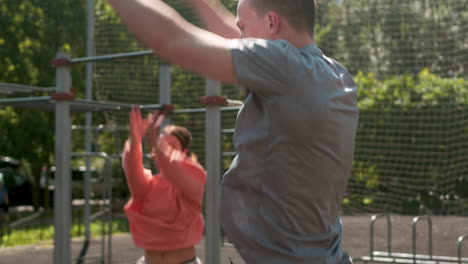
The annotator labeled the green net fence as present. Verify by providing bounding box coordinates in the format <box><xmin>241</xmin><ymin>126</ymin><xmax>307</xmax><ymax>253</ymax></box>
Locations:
<box><xmin>87</xmin><ymin>0</ymin><xmax>468</xmax><ymax>215</ymax></box>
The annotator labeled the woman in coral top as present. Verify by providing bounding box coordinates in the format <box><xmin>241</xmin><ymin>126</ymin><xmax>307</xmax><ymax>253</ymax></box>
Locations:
<box><xmin>122</xmin><ymin>107</ymin><xmax>206</xmax><ymax>264</ymax></box>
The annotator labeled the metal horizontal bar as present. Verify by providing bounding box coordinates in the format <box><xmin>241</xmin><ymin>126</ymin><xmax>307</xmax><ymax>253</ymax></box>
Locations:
<box><xmin>8</xmin><ymin>210</ymin><xmax>45</xmax><ymax>229</ymax></box>
<box><xmin>222</xmin><ymin>106</ymin><xmax>242</xmax><ymax>111</ymax></box>
<box><xmin>140</xmin><ymin>104</ymin><xmax>166</xmax><ymax>110</ymax></box>
<box><xmin>222</xmin><ymin>151</ymin><xmax>237</xmax><ymax>157</ymax></box>
<box><xmin>222</xmin><ymin>128</ymin><xmax>235</xmax><ymax>134</ymax></box>
<box><xmin>173</xmin><ymin>108</ymin><xmax>206</xmax><ymax>114</ymax></box>
<box><xmin>68</xmin><ymin>99</ymin><xmax>163</xmax><ymax>112</ymax></box>
<box><xmin>70</xmin><ymin>99</ymin><xmax>133</xmax><ymax>112</ymax></box>
<box><xmin>69</xmin><ymin>50</ymin><xmax>154</xmax><ymax>64</ymax></box>
<box><xmin>0</xmin><ymin>96</ymin><xmax>237</xmax><ymax>115</ymax></box>
<box><xmin>359</xmin><ymin>256</ymin><xmax>414</xmax><ymax>264</ymax></box>
<box><xmin>0</xmin><ymin>82</ymin><xmax>55</xmax><ymax>94</ymax></box>
<box><xmin>90</xmin><ymin>208</ymin><xmax>110</xmax><ymax>220</ymax></box>
<box><xmin>71</xmin><ymin>124</ymin><xmax>129</xmax><ymax>132</ymax></box>
<box><xmin>372</xmin><ymin>252</ymin><xmax>468</xmax><ymax>262</ymax></box>
<box><xmin>358</xmin><ymin>255</ymin><xmax>461</xmax><ymax>264</ymax></box>
<box><xmin>0</xmin><ymin>96</ymin><xmax>56</xmax><ymax>111</ymax></box>
<box><xmin>71</xmin><ymin>152</ymin><xmax>110</xmax><ymax>160</ymax></box>
<box><xmin>0</xmin><ymin>96</ymin><xmax>51</xmax><ymax>104</ymax></box>
<box><xmin>0</xmin><ymin>96</ymin><xmax>163</xmax><ymax>113</ymax></box>
<box><xmin>105</xmin><ymin>153</ymin><xmax>152</xmax><ymax>160</ymax></box>
<box><xmin>173</xmin><ymin>106</ymin><xmax>241</xmax><ymax>114</ymax></box>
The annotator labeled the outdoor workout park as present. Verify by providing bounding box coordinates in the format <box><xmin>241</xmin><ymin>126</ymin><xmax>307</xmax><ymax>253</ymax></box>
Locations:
<box><xmin>0</xmin><ymin>0</ymin><xmax>467</xmax><ymax>263</ymax></box>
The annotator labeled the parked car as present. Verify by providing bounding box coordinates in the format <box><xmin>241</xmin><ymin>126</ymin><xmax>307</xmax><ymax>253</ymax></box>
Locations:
<box><xmin>43</xmin><ymin>166</ymin><xmax>106</xmax><ymax>199</ymax></box>
<box><xmin>0</xmin><ymin>156</ymin><xmax>33</xmax><ymax>206</ymax></box>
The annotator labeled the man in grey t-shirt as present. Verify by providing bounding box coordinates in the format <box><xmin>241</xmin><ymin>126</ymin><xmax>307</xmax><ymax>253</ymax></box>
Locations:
<box><xmin>109</xmin><ymin>0</ymin><xmax>358</xmax><ymax>263</ymax></box>
<box><xmin>221</xmin><ymin>38</ymin><xmax>358</xmax><ymax>264</ymax></box>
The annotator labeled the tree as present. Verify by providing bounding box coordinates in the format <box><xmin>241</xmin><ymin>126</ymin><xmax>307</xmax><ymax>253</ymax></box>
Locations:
<box><xmin>0</xmin><ymin>0</ymin><xmax>87</xmax><ymax>209</ymax></box>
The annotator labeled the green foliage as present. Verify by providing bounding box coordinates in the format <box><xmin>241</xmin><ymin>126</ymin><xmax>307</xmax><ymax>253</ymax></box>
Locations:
<box><xmin>0</xmin><ymin>218</ymin><xmax>129</xmax><ymax>247</ymax></box>
<box><xmin>345</xmin><ymin>70</ymin><xmax>468</xmax><ymax>215</ymax></box>
<box><xmin>353</xmin><ymin>161</ymin><xmax>380</xmax><ymax>189</ymax></box>
<box><xmin>356</xmin><ymin>69</ymin><xmax>468</xmax><ymax>109</ymax></box>
<box><xmin>0</xmin><ymin>0</ymin><xmax>87</xmax><ymax>85</ymax></box>
<box><xmin>316</xmin><ymin>0</ymin><xmax>467</xmax><ymax>77</ymax></box>
<box><xmin>220</xmin><ymin>0</ymin><xmax>238</xmax><ymax>14</ymax></box>
<box><xmin>0</xmin><ymin>0</ymin><xmax>88</xmax><ymax>208</ymax></box>
<box><xmin>0</xmin><ymin>107</ymin><xmax>54</xmax><ymax>161</ymax></box>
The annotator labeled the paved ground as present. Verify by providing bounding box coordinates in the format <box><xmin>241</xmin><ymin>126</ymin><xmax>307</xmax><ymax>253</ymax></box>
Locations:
<box><xmin>0</xmin><ymin>215</ymin><xmax>466</xmax><ymax>263</ymax></box>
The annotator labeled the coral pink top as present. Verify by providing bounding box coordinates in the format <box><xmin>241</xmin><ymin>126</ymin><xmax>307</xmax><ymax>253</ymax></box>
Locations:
<box><xmin>122</xmin><ymin>142</ymin><xmax>206</xmax><ymax>251</ymax></box>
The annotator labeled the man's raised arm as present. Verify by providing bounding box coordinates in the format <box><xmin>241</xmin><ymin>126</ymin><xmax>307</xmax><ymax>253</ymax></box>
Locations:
<box><xmin>108</xmin><ymin>0</ymin><xmax>237</xmax><ymax>84</ymax></box>
<box><xmin>183</xmin><ymin>0</ymin><xmax>240</xmax><ymax>39</ymax></box>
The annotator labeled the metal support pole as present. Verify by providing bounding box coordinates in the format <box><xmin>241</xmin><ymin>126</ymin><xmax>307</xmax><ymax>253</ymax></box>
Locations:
<box><xmin>159</xmin><ymin>64</ymin><xmax>171</xmax><ymax>126</ymax></box>
<box><xmin>459</xmin><ymin>235</ymin><xmax>467</xmax><ymax>264</ymax></box>
<box><xmin>370</xmin><ymin>214</ymin><xmax>392</xmax><ymax>260</ymax></box>
<box><xmin>204</xmin><ymin>79</ymin><xmax>222</xmax><ymax>264</ymax></box>
<box><xmin>71</xmin><ymin>152</ymin><xmax>113</xmax><ymax>264</ymax></box>
<box><xmin>84</xmin><ymin>0</ymin><xmax>95</xmax><ymax>255</ymax></box>
<box><xmin>412</xmin><ymin>215</ymin><xmax>433</xmax><ymax>263</ymax></box>
<box><xmin>76</xmin><ymin>2</ymin><xmax>94</xmax><ymax>263</ymax></box>
<box><xmin>54</xmin><ymin>51</ymin><xmax>72</xmax><ymax>264</ymax></box>
<box><xmin>105</xmin><ymin>157</ymin><xmax>113</xmax><ymax>264</ymax></box>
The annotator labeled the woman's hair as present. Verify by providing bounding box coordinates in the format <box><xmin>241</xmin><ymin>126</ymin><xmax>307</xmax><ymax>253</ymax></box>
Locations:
<box><xmin>161</xmin><ymin>125</ymin><xmax>198</xmax><ymax>162</ymax></box>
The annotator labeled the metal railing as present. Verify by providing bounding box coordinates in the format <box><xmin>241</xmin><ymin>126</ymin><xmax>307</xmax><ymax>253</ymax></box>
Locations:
<box><xmin>354</xmin><ymin>214</ymin><xmax>468</xmax><ymax>264</ymax></box>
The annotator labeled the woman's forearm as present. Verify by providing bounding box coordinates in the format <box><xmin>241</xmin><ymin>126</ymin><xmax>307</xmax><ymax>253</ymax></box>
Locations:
<box><xmin>122</xmin><ymin>139</ymin><xmax>150</xmax><ymax>201</ymax></box>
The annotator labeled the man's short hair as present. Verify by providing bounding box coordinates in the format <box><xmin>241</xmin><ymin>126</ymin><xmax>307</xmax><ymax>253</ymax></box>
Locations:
<box><xmin>250</xmin><ymin>0</ymin><xmax>316</xmax><ymax>36</ymax></box>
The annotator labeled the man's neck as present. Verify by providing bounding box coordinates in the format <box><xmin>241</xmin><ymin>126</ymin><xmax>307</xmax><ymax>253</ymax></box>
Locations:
<box><xmin>290</xmin><ymin>37</ymin><xmax>314</xmax><ymax>49</ymax></box>
<box><xmin>274</xmin><ymin>26</ymin><xmax>314</xmax><ymax>49</ymax></box>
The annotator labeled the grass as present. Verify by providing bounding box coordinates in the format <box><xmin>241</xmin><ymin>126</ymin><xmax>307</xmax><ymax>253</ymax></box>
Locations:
<box><xmin>0</xmin><ymin>218</ymin><xmax>130</xmax><ymax>247</ymax></box>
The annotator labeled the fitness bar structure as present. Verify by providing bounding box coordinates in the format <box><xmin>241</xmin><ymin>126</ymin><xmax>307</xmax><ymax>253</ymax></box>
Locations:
<box><xmin>0</xmin><ymin>47</ymin><xmax>238</xmax><ymax>263</ymax></box>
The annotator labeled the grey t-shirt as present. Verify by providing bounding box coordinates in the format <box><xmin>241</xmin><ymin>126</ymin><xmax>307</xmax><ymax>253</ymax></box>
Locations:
<box><xmin>220</xmin><ymin>38</ymin><xmax>359</xmax><ymax>264</ymax></box>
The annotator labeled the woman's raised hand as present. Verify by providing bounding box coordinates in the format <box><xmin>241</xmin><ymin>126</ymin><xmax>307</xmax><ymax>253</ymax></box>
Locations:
<box><xmin>147</xmin><ymin>110</ymin><xmax>165</xmax><ymax>157</ymax></box>
<box><xmin>129</xmin><ymin>106</ymin><xmax>154</xmax><ymax>144</ymax></box>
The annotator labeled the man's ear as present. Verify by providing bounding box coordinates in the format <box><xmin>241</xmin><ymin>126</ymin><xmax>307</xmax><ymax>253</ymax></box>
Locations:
<box><xmin>265</xmin><ymin>11</ymin><xmax>280</xmax><ymax>35</ymax></box>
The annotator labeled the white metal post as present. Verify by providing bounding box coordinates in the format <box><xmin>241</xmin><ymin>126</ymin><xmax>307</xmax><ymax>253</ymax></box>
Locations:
<box><xmin>204</xmin><ymin>79</ymin><xmax>222</xmax><ymax>264</ymax></box>
<box><xmin>105</xmin><ymin>155</ymin><xmax>113</xmax><ymax>264</ymax></box>
<box><xmin>159</xmin><ymin>64</ymin><xmax>171</xmax><ymax>126</ymax></box>
<box><xmin>84</xmin><ymin>0</ymin><xmax>95</xmax><ymax>248</ymax></box>
<box><xmin>54</xmin><ymin>51</ymin><xmax>72</xmax><ymax>264</ymax></box>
